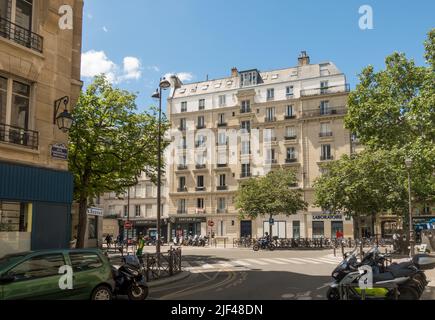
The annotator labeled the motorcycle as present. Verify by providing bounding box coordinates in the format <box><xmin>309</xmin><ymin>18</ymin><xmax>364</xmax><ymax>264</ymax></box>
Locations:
<box><xmin>111</xmin><ymin>255</ymin><xmax>149</xmax><ymax>300</ymax></box>
<box><xmin>253</xmin><ymin>237</ymin><xmax>276</xmax><ymax>252</ymax></box>
<box><xmin>326</xmin><ymin>246</ymin><xmax>435</xmax><ymax>300</ymax></box>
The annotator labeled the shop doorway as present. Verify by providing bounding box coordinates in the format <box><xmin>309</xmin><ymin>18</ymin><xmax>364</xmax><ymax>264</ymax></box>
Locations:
<box><xmin>240</xmin><ymin>221</ymin><xmax>252</xmax><ymax>238</ymax></box>
<box><xmin>331</xmin><ymin>221</ymin><xmax>344</xmax><ymax>239</ymax></box>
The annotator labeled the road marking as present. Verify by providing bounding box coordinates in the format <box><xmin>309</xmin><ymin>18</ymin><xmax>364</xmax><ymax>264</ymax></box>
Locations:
<box><xmin>314</xmin><ymin>258</ymin><xmax>340</xmax><ymax>265</ymax></box>
<box><xmin>244</xmin><ymin>259</ymin><xmax>269</xmax><ymax>265</ymax></box>
<box><xmin>202</xmin><ymin>264</ymin><xmax>215</xmax><ymax>269</ymax></box>
<box><xmin>260</xmin><ymin>258</ymin><xmax>287</xmax><ymax>265</ymax></box>
<box><xmin>233</xmin><ymin>260</ymin><xmax>252</xmax><ymax>266</ymax></box>
<box><xmin>217</xmin><ymin>261</ymin><xmax>234</xmax><ymax>268</ymax></box>
<box><xmin>274</xmin><ymin>258</ymin><xmax>304</xmax><ymax>265</ymax></box>
<box><xmin>291</xmin><ymin>258</ymin><xmax>321</xmax><ymax>264</ymax></box>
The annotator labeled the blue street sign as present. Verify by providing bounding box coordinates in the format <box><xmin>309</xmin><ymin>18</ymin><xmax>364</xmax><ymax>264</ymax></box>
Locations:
<box><xmin>269</xmin><ymin>218</ymin><xmax>275</xmax><ymax>225</ymax></box>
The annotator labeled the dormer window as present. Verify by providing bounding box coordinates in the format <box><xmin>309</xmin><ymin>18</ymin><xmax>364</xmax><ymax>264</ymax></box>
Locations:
<box><xmin>240</xmin><ymin>70</ymin><xmax>260</xmax><ymax>87</ymax></box>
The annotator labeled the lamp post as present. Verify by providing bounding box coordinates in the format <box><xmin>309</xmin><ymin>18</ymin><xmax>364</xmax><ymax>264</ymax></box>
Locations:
<box><xmin>152</xmin><ymin>78</ymin><xmax>171</xmax><ymax>255</ymax></box>
<box><xmin>405</xmin><ymin>158</ymin><xmax>414</xmax><ymax>257</ymax></box>
<box><xmin>54</xmin><ymin>96</ymin><xmax>74</xmax><ymax>132</ymax></box>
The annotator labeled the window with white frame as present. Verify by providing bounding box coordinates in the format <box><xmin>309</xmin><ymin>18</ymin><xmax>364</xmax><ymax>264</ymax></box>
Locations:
<box><xmin>219</xmin><ymin>174</ymin><xmax>226</xmax><ymax>186</ymax></box>
<box><xmin>218</xmin><ymin>198</ymin><xmax>226</xmax><ymax>212</ymax></box>
<box><xmin>320</xmin><ymin>123</ymin><xmax>331</xmax><ymax>136</ymax></box>
<box><xmin>135</xmin><ymin>205</ymin><xmax>141</xmax><ymax>217</ymax></box>
<box><xmin>218</xmin><ymin>95</ymin><xmax>226</xmax><ymax>107</ymax></box>
<box><xmin>179</xmin><ymin>118</ymin><xmax>186</xmax><ymax>130</ymax></box>
<box><xmin>320</xmin><ymin>101</ymin><xmax>329</xmax><ymax>115</ymax></box>
<box><xmin>145</xmin><ymin>204</ymin><xmax>153</xmax><ymax>217</ymax></box>
<box><xmin>178</xmin><ymin>199</ymin><xmax>186</xmax><ymax>213</ymax></box>
<box><xmin>287</xmin><ymin>147</ymin><xmax>296</xmax><ymax>160</ymax></box>
<box><xmin>0</xmin><ymin>76</ymin><xmax>30</xmax><ymax>129</ymax></box>
<box><xmin>321</xmin><ymin>144</ymin><xmax>332</xmax><ymax>160</ymax></box>
<box><xmin>286</xmin><ymin>86</ymin><xmax>294</xmax><ymax>97</ymax></box>
<box><xmin>240</xmin><ymin>121</ymin><xmax>250</xmax><ymax>133</ymax></box>
<box><xmin>198</xmin><ymin>99</ymin><xmax>205</xmax><ymax>110</ymax></box>
<box><xmin>267</xmin><ymin>88</ymin><xmax>275</xmax><ymax>100</ymax></box>
<box><xmin>197</xmin><ymin>176</ymin><xmax>204</xmax><ymax>188</ymax></box>
<box><xmin>197</xmin><ymin>116</ymin><xmax>205</xmax><ymax>128</ymax></box>
<box><xmin>286</xmin><ymin>105</ymin><xmax>294</xmax><ymax>117</ymax></box>
<box><xmin>286</xmin><ymin>126</ymin><xmax>296</xmax><ymax>138</ymax></box>
<box><xmin>240</xmin><ymin>71</ymin><xmax>258</xmax><ymax>87</ymax></box>
<box><xmin>181</xmin><ymin>101</ymin><xmax>187</xmax><ymax>112</ymax></box>
<box><xmin>241</xmin><ymin>140</ymin><xmax>250</xmax><ymax>155</ymax></box>
<box><xmin>241</xmin><ymin>100</ymin><xmax>250</xmax><ymax>113</ymax></box>
<box><xmin>266</xmin><ymin>107</ymin><xmax>275</xmax><ymax>121</ymax></box>
<box><xmin>218</xmin><ymin>132</ymin><xmax>226</xmax><ymax>145</ymax></box>
<box><xmin>241</xmin><ymin>164</ymin><xmax>251</xmax><ymax>177</ymax></box>
<box><xmin>218</xmin><ymin>113</ymin><xmax>225</xmax><ymax>125</ymax></box>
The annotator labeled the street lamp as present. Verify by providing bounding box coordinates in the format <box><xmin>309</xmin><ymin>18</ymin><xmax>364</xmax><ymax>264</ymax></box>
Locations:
<box><xmin>151</xmin><ymin>77</ymin><xmax>171</xmax><ymax>255</ymax></box>
<box><xmin>405</xmin><ymin>158</ymin><xmax>414</xmax><ymax>257</ymax></box>
<box><xmin>54</xmin><ymin>96</ymin><xmax>73</xmax><ymax>133</ymax></box>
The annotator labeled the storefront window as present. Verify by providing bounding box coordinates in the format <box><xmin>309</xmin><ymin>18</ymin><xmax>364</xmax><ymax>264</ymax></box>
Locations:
<box><xmin>0</xmin><ymin>201</ymin><xmax>30</xmax><ymax>232</ymax></box>
<box><xmin>292</xmin><ymin>221</ymin><xmax>300</xmax><ymax>239</ymax></box>
<box><xmin>331</xmin><ymin>221</ymin><xmax>344</xmax><ymax>239</ymax></box>
<box><xmin>312</xmin><ymin>221</ymin><xmax>324</xmax><ymax>239</ymax></box>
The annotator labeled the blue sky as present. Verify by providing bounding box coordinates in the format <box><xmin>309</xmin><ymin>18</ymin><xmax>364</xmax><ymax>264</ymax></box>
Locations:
<box><xmin>82</xmin><ymin>0</ymin><xmax>434</xmax><ymax>112</ymax></box>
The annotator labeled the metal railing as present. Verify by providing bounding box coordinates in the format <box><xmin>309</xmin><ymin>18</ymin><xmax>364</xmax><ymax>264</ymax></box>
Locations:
<box><xmin>300</xmin><ymin>84</ymin><xmax>350</xmax><ymax>97</ymax></box>
<box><xmin>319</xmin><ymin>132</ymin><xmax>334</xmax><ymax>138</ymax></box>
<box><xmin>0</xmin><ymin>123</ymin><xmax>39</xmax><ymax>150</ymax></box>
<box><xmin>0</xmin><ymin>17</ymin><xmax>43</xmax><ymax>53</ymax></box>
<box><xmin>143</xmin><ymin>248</ymin><xmax>182</xmax><ymax>282</ymax></box>
<box><xmin>302</xmin><ymin>106</ymin><xmax>347</xmax><ymax>118</ymax></box>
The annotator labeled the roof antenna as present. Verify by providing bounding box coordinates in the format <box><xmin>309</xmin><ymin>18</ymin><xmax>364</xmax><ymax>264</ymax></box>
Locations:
<box><xmin>206</xmin><ymin>74</ymin><xmax>209</xmax><ymax>81</ymax></box>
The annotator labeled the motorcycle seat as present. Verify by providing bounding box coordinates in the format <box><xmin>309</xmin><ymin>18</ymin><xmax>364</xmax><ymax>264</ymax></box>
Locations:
<box><xmin>373</xmin><ymin>272</ymin><xmax>395</xmax><ymax>283</ymax></box>
<box><xmin>388</xmin><ymin>262</ymin><xmax>414</xmax><ymax>270</ymax></box>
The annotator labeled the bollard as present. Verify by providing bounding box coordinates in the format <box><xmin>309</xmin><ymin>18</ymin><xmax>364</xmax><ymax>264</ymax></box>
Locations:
<box><xmin>341</xmin><ymin>242</ymin><xmax>345</xmax><ymax>258</ymax></box>
<box><xmin>334</xmin><ymin>246</ymin><xmax>336</xmax><ymax>257</ymax></box>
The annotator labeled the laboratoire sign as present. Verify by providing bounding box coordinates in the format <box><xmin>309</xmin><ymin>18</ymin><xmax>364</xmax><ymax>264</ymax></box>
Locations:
<box><xmin>312</xmin><ymin>213</ymin><xmax>343</xmax><ymax>220</ymax></box>
<box><xmin>51</xmin><ymin>143</ymin><xmax>68</xmax><ymax>160</ymax></box>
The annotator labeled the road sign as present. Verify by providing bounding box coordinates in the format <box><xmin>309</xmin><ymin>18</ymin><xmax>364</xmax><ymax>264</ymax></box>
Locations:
<box><xmin>124</xmin><ymin>221</ymin><xmax>133</xmax><ymax>229</ymax></box>
<box><xmin>208</xmin><ymin>220</ymin><xmax>215</xmax><ymax>227</ymax></box>
<box><xmin>269</xmin><ymin>218</ymin><xmax>275</xmax><ymax>225</ymax></box>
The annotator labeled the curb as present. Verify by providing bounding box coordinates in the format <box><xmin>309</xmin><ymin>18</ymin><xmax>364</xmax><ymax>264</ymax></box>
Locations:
<box><xmin>147</xmin><ymin>271</ymin><xmax>191</xmax><ymax>288</ymax></box>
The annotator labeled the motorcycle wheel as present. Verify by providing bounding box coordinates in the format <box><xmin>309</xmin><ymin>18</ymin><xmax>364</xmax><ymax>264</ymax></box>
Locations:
<box><xmin>253</xmin><ymin>244</ymin><xmax>260</xmax><ymax>252</ymax></box>
<box><xmin>268</xmin><ymin>244</ymin><xmax>276</xmax><ymax>251</ymax></box>
<box><xmin>127</xmin><ymin>285</ymin><xmax>149</xmax><ymax>301</ymax></box>
<box><xmin>326</xmin><ymin>287</ymin><xmax>340</xmax><ymax>301</ymax></box>
<box><xmin>398</xmin><ymin>286</ymin><xmax>420</xmax><ymax>300</ymax></box>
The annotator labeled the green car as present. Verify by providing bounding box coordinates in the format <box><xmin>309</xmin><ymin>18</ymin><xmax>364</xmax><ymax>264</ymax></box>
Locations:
<box><xmin>0</xmin><ymin>249</ymin><xmax>115</xmax><ymax>300</ymax></box>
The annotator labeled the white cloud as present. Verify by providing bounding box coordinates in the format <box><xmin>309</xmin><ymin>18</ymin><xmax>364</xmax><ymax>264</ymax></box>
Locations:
<box><xmin>81</xmin><ymin>50</ymin><xmax>142</xmax><ymax>83</ymax></box>
<box><xmin>120</xmin><ymin>57</ymin><xmax>142</xmax><ymax>81</ymax></box>
<box><xmin>164</xmin><ymin>72</ymin><xmax>194</xmax><ymax>83</ymax></box>
<box><xmin>147</xmin><ymin>65</ymin><xmax>160</xmax><ymax>72</ymax></box>
<box><xmin>102</xmin><ymin>26</ymin><xmax>108</xmax><ymax>33</ymax></box>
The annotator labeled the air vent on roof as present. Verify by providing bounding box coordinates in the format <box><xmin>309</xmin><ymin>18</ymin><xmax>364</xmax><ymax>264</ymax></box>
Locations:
<box><xmin>271</xmin><ymin>74</ymin><xmax>279</xmax><ymax>80</ymax></box>
<box><xmin>202</xmin><ymin>85</ymin><xmax>209</xmax><ymax>90</ymax></box>
<box><xmin>191</xmin><ymin>87</ymin><xmax>197</xmax><ymax>92</ymax></box>
<box><xmin>215</xmin><ymin>83</ymin><xmax>222</xmax><ymax>88</ymax></box>
<box><xmin>179</xmin><ymin>89</ymin><xmax>186</xmax><ymax>94</ymax></box>
<box><xmin>227</xmin><ymin>80</ymin><xmax>233</xmax><ymax>86</ymax></box>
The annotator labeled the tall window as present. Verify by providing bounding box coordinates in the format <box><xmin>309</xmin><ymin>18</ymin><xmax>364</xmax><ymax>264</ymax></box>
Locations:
<box><xmin>178</xmin><ymin>199</ymin><xmax>186</xmax><ymax>214</ymax></box>
<box><xmin>218</xmin><ymin>132</ymin><xmax>226</xmax><ymax>145</ymax></box>
<box><xmin>135</xmin><ymin>205</ymin><xmax>141</xmax><ymax>217</ymax></box>
<box><xmin>145</xmin><ymin>204</ymin><xmax>153</xmax><ymax>217</ymax></box>
<box><xmin>0</xmin><ymin>76</ymin><xmax>30</xmax><ymax>129</ymax></box>
<box><xmin>146</xmin><ymin>184</ymin><xmax>153</xmax><ymax>198</ymax></box>
<box><xmin>240</xmin><ymin>71</ymin><xmax>258</xmax><ymax>87</ymax></box>
<box><xmin>241</xmin><ymin>100</ymin><xmax>250</xmax><ymax>113</ymax></box>
<box><xmin>218</xmin><ymin>95</ymin><xmax>226</xmax><ymax>107</ymax></box>
<box><xmin>241</xmin><ymin>164</ymin><xmax>251</xmax><ymax>177</ymax></box>
<box><xmin>218</xmin><ymin>113</ymin><xmax>225</xmax><ymax>125</ymax></box>
<box><xmin>179</xmin><ymin>118</ymin><xmax>186</xmax><ymax>130</ymax></box>
<box><xmin>286</xmin><ymin>105</ymin><xmax>294</xmax><ymax>118</ymax></box>
<box><xmin>181</xmin><ymin>101</ymin><xmax>187</xmax><ymax>112</ymax></box>
<box><xmin>197</xmin><ymin>116</ymin><xmax>205</xmax><ymax>129</ymax></box>
<box><xmin>218</xmin><ymin>198</ymin><xmax>226</xmax><ymax>212</ymax></box>
<box><xmin>286</xmin><ymin>86</ymin><xmax>294</xmax><ymax>97</ymax></box>
<box><xmin>264</xmin><ymin>128</ymin><xmax>275</xmax><ymax>142</ymax></box>
<box><xmin>320</xmin><ymin>123</ymin><xmax>331</xmax><ymax>136</ymax></box>
<box><xmin>320</xmin><ymin>81</ymin><xmax>329</xmax><ymax>94</ymax></box>
<box><xmin>0</xmin><ymin>0</ymin><xmax>33</xmax><ymax>30</ymax></box>
<box><xmin>241</xmin><ymin>140</ymin><xmax>250</xmax><ymax>155</ymax></box>
<box><xmin>240</xmin><ymin>121</ymin><xmax>250</xmax><ymax>133</ymax></box>
<box><xmin>219</xmin><ymin>174</ymin><xmax>226</xmax><ymax>186</ymax></box>
<box><xmin>197</xmin><ymin>175</ymin><xmax>204</xmax><ymax>188</ymax></box>
<box><xmin>179</xmin><ymin>176</ymin><xmax>186</xmax><ymax>190</ymax></box>
<box><xmin>123</xmin><ymin>205</ymin><xmax>128</xmax><ymax>218</ymax></box>
<box><xmin>287</xmin><ymin>147</ymin><xmax>296</xmax><ymax>160</ymax></box>
<box><xmin>197</xmin><ymin>198</ymin><xmax>204</xmax><ymax>209</ymax></box>
<box><xmin>286</xmin><ymin>126</ymin><xmax>296</xmax><ymax>138</ymax></box>
<box><xmin>321</xmin><ymin>144</ymin><xmax>332</xmax><ymax>160</ymax></box>
<box><xmin>267</xmin><ymin>88</ymin><xmax>275</xmax><ymax>100</ymax></box>
<box><xmin>320</xmin><ymin>101</ymin><xmax>329</xmax><ymax>115</ymax></box>
<box><xmin>266</xmin><ymin>149</ymin><xmax>276</xmax><ymax>163</ymax></box>
<box><xmin>198</xmin><ymin>99</ymin><xmax>205</xmax><ymax>110</ymax></box>
<box><xmin>266</xmin><ymin>107</ymin><xmax>275</xmax><ymax>121</ymax></box>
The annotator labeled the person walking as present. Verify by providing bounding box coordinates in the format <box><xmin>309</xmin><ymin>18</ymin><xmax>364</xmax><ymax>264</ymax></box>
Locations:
<box><xmin>136</xmin><ymin>233</ymin><xmax>145</xmax><ymax>257</ymax></box>
<box><xmin>105</xmin><ymin>234</ymin><xmax>113</xmax><ymax>248</ymax></box>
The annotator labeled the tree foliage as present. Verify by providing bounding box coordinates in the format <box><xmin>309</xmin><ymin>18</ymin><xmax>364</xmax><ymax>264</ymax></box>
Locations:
<box><xmin>69</xmin><ymin>75</ymin><xmax>169</xmax><ymax>248</ymax></box>
<box><xmin>235</xmin><ymin>169</ymin><xmax>307</xmax><ymax>236</ymax></box>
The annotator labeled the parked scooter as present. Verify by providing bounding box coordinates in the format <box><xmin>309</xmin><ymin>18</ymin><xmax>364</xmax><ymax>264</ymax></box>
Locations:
<box><xmin>326</xmin><ymin>246</ymin><xmax>435</xmax><ymax>300</ymax></box>
<box><xmin>111</xmin><ymin>255</ymin><xmax>149</xmax><ymax>300</ymax></box>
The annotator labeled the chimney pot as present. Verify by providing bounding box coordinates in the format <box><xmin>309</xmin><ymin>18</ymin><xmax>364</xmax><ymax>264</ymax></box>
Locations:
<box><xmin>231</xmin><ymin>67</ymin><xmax>238</xmax><ymax>77</ymax></box>
<box><xmin>298</xmin><ymin>51</ymin><xmax>310</xmax><ymax>66</ymax></box>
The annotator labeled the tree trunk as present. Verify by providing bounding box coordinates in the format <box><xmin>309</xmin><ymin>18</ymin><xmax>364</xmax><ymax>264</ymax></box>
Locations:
<box><xmin>76</xmin><ymin>195</ymin><xmax>88</xmax><ymax>249</ymax></box>
<box><xmin>269</xmin><ymin>214</ymin><xmax>273</xmax><ymax>239</ymax></box>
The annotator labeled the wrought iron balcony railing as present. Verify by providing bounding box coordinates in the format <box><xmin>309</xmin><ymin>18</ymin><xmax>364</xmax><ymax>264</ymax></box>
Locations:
<box><xmin>285</xmin><ymin>136</ymin><xmax>297</xmax><ymax>141</ymax></box>
<box><xmin>320</xmin><ymin>156</ymin><xmax>334</xmax><ymax>161</ymax></box>
<box><xmin>0</xmin><ymin>17</ymin><xmax>43</xmax><ymax>53</ymax></box>
<box><xmin>319</xmin><ymin>132</ymin><xmax>334</xmax><ymax>138</ymax></box>
<box><xmin>300</xmin><ymin>84</ymin><xmax>350</xmax><ymax>97</ymax></box>
<box><xmin>217</xmin><ymin>185</ymin><xmax>228</xmax><ymax>191</ymax></box>
<box><xmin>285</xmin><ymin>158</ymin><xmax>298</xmax><ymax>164</ymax></box>
<box><xmin>302</xmin><ymin>106</ymin><xmax>347</xmax><ymax>118</ymax></box>
<box><xmin>0</xmin><ymin>123</ymin><xmax>39</xmax><ymax>150</ymax></box>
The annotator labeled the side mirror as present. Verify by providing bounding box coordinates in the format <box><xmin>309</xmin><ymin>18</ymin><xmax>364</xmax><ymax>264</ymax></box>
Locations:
<box><xmin>0</xmin><ymin>274</ymin><xmax>15</xmax><ymax>284</ymax></box>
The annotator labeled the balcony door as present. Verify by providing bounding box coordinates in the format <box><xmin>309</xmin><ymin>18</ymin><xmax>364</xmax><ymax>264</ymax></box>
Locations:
<box><xmin>0</xmin><ymin>0</ymin><xmax>33</xmax><ymax>30</ymax></box>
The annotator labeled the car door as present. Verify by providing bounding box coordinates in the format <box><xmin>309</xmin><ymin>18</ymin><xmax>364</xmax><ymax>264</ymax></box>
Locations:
<box><xmin>2</xmin><ymin>253</ymin><xmax>67</xmax><ymax>300</ymax></box>
<box><xmin>67</xmin><ymin>252</ymin><xmax>107</xmax><ymax>299</ymax></box>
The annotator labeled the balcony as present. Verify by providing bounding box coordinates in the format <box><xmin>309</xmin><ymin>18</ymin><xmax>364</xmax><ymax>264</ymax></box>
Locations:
<box><xmin>177</xmin><ymin>210</ymin><xmax>187</xmax><ymax>214</ymax></box>
<box><xmin>195</xmin><ymin>164</ymin><xmax>207</xmax><ymax>170</ymax></box>
<box><xmin>285</xmin><ymin>136</ymin><xmax>297</xmax><ymax>141</ymax></box>
<box><xmin>0</xmin><ymin>17</ymin><xmax>43</xmax><ymax>53</ymax></box>
<box><xmin>320</xmin><ymin>156</ymin><xmax>334</xmax><ymax>161</ymax></box>
<box><xmin>195</xmin><ymin>186</ymin><xmax>206</xmax><ymax>192</ymax></box>
<box><xmin>302</xmin><ymin>106</ymin><xmax>347</xmax><ymax>119</ymax></box>
<box><xmin>196</xmin><ymin>124</ymin><xmax>206</xmax><ymax>130</ymax></box>
<box><xmin>240</xmin><ymin>108</ymin><xmax>252</xmax><ymax>114</ymax></box>
<box><xmin>266</xmin><ymin>159</ymin><xmax>278</xmax><ymax>165</ymax></box>
<box><xmin>177</xmin><ymin>187</ymin><xmax>188</xmax><ymax>192</ymax></box>
<box><xmin>0</xmin><ymin>123</ymin><xmax>39</xmax><ymax>150</ymax></box>
<box><xmin>240</xmin><ymin>173</ymin><xmax>251</xmax><ymax>179</ymax></box>
<box><xmin>285</xmin><ymin>115</ymin><xmax>297</xmax><ymax>120</ymax></box>
<box><xmin>217</xmin><ymin>163</ymin><xmax>228</xmax><ymax>168</ymax></box>
<box><xmin>300</xmin><ymin>84</ymin><xmax>350</xmax><ymax>97</ymax></box>
<box><xmin>285</xmin><ymin>158</ymin><xmax>298</xmax><ymax>164</ymax></box>
<box><xmin>217</xmin><ymin>185</ymin><xmax>228</xmax><ymax>191</ymax></box>
<box><xmin>195</xmin><ymin>208</ymin><xmax>206</xmax><ymax>214</ymax></box>
<box><xmin>319</xmin><ymin>132</ymin><xmax>334</xmax><ymax>138</ymax></box>
<box><xmin>217</xmin><ymin>122</ymin><xmax>228</xmax><ymax>128</ymax></box>
<box><xmin>177</xmin><ymin>165</ymin><xmax>188</xmax><ymax>171</ymax></box>
<box><xmin>217</xmin><ymin>209</ymin><xmax>228</xmax><ymax>214</ymax></box>
<box><xmin>178</xmin><ymin>126</ymin><xmax>187</xmax><ymax>132</ymax></box>
<box><xmin>265</xmin><ymin>117</ymin><xmax>277</xmax><ymax>123</ymax></box>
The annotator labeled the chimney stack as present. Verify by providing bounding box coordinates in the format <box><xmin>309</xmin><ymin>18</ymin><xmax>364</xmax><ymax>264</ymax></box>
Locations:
<box><xmin>298</xmin><ymin>51</ymin><xmax>310</xmax><ymax>66</ymax></box>
<box><xmin>231</xmin><ymin>67</ymin><xmax>238</xmax><ymax>77</ymax></box>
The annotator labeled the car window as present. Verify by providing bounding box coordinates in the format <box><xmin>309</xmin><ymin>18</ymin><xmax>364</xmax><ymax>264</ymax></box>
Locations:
<box><xmin>69</xmin><ymin>252</ymin><xmax>103</xmax><ymax>272</ymax></box>
<box><xmin>7</xmin><ymin>254</ymin><xmax>65</xmax><ymax>281</ymax></box>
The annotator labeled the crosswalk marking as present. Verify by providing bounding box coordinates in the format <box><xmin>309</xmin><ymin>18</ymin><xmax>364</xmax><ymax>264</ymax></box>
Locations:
<box><xmin>244</xmin><ymin>259</ymin><xmax>269</xmax><ymax>265</ymax></box>
<box><xmin>260</xmin><ymin>258</ymin><xmax>287</xmax><ymax>265</ymax></box>
<box><xmin>291</xmin><ymin>258</ymin><xmax>322</xmax><ymax>264</ymax></box>
<box><xmin>315</xmin><ymin>258</ymin><xmax>340</xmax><ymax>265</ymax></box>
<box><xmin>274</xmin><ymin>258</ymin><xmax>304</xmax><ymax>265</ymax></box>
<box><xmin>217</xmin><ymin>261</ymin><xmax>234</xmax><ymax>268</ymax></box>
<box><xmin>202</xmin><ymin>263</ymin><xmax>215</xmax><ymax>269</ymax></box>
<box><xmin>233</xmin><ymin>260</ymin><xmax>252</xmax><ymax>266</ymax></box>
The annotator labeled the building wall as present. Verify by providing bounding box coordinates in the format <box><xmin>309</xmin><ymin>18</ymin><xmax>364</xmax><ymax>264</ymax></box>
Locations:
<box><xmin>166</xmin><ymin>55</ymin><xmax>354</xmax><ymax>241</ymax></box>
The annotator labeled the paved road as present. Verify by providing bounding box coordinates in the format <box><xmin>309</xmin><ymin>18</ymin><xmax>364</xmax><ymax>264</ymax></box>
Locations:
<box><xmin>110</xmin><ymin>246</ymin><xmax>435</xmax><ymax>300</ymax></box>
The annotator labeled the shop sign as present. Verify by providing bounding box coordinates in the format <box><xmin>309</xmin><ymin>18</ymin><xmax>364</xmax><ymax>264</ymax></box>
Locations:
<box><xmin>51</xmin><ymin>143</ymin><xmax>68</xmax><ymax>160</ymax></box>
<box><xmin>174</xmin><ymin>217</ymin><xmax>207</xmax><ymax>224</ymax></box>
<box><xmin>312</xmin><ymin>213</ymin><xmax>343</xmax><ymax>220</ymax></box>
<box><xmin>87</xmin><ymin>207</ymin><xmax>103</xmax><ymax>217</ymax></box>
<box><xmin>134</xmin><ymin>220</ymin><xmax>157</xmax><ymax>227</ymax></box>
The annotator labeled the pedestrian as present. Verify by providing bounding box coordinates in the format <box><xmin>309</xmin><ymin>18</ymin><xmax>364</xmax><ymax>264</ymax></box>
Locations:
<box><xmin>105</xmin><ymin>234</ymin><xmax>112</xmax><ymax>248</ymax></box>
<box><xmin>136</xmin><ymin>233</ymin><xmax>145</xmax><ymax>257</ymax></box>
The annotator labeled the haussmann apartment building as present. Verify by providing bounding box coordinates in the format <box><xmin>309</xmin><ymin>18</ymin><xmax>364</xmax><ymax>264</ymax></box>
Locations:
<box><xmin>166</xmin><ymin>52</ymin><xmax>355</xmax><ymax>242</ymax></box>
<box><xmin>0</xmin><ymin>0</ymin><xmax>83</xmax><ymax>257</ymax></box>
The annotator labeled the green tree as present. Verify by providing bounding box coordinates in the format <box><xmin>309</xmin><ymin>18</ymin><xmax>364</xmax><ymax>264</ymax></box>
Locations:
<box><xmin>345</xmin><ymin>29</ymin><xmax>435</xmax><ymax>204</ymax></box>
<box><xmin>235</xmin><ymin>169</ymin><xmax>307</xmax><ymax>238</ymax></box>
<box><xmin>69</xmin><ymin>75</ymin><xmax>169</xmax><ymax>248</ymax></box>
<box><xmin>314</xmin><ymin>150</ymin><xmax>409</xmax><ymax>229</ymax></box>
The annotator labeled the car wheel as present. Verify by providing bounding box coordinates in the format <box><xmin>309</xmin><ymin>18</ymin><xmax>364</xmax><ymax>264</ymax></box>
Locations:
<box><xmin>127</xmin><ymin>285</ymin><xmax>149</xmax><ymax>301</ymax></box>
<box><xmin>398</xmin><ymin>286</ymin><xmax>420</xmax><ymax>300</ymax></box>
<box><xmin>91</xmin><ymin>285</ymin><xmax>113</xmax><ymax>301</ymax></box>
<box><xmin>326</xmin><ymin>287</ymin><xmax>340</xmax><ymax>300</ymax></box>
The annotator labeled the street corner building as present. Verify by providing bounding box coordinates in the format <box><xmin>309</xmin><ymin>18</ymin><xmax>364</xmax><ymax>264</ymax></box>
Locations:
<box><xmin>166</xmin><ymin>52</ymin><xmax>356</xmax><ymax>242</ymax></box>
<box><xmin>0</xmin><ymin>0</ymin><xmax>84</xmax><ymax>257</ymax></box>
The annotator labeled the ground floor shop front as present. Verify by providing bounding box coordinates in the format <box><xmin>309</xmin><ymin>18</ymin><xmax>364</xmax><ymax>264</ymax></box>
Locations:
<box><xmin>166</xmin><ymin>212</ymin><xmax>354</xmax><ymax>242</ymax></box>
<box><xmin>0</xmin><ymin>162</ymin><xmax>73</xmax><ymax>258</ymax></box>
